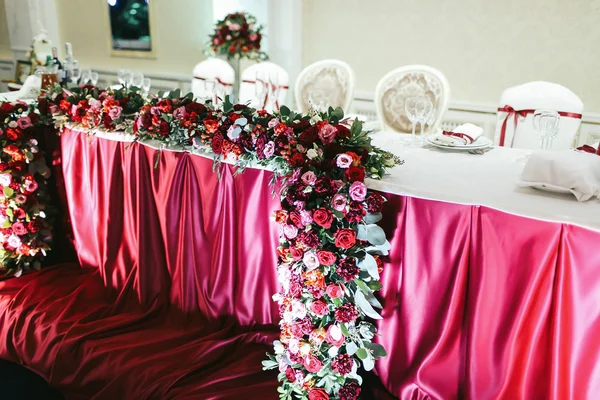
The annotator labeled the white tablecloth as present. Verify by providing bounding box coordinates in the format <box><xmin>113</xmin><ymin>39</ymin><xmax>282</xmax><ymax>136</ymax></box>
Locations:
<box><xmin>367</xmin><ymin>131</ymin><xmax>600</xmax><ymax>231</ymax></box>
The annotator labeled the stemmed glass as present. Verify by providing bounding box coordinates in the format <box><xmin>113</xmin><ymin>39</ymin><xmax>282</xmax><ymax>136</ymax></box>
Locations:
<box><xmin>117</xmin><ymin>69</ymin><xmax>128</xmax><ymax>86</ymax></box>
<box><xmin>90</xmin><ymin>71</ymin><xmax>99</xmax><ymax>86</ymax></box>
<box><xmin>80</xmin><ymin>69</ymin><xmax>92</xmax><ymax>85</ymax></box>
<box><xmin>404</xmin><ymin>96</ymin><xmax>424</xmax><ymax>146</ymax></box>
<box><xmin>308</xmin><ymin>89</ymin><xmax>326</xmax><ymax>112</ymax></box>
<box><xmin>142</xmin><ymin>78</ymin><xmax>152</xmax><ymax>96</ymax></box>
<box><xmin>419</xmin><ymin>99</ymin><xmax>433</xmax><ymax>135</ymax></box>
<box><xmin>255</xmin><ymin>71</ymin><xmax>268</xmax><ymax>109</ymax></box>
<box><xmin>70</xmin><ymin>60</ymin><xmax>82</xmax><ymax>84</ymax></box>
<box><xmin>533</xmin><ymin>110</ymin><xmax>560</xmax><ymax>150</ymax></box>
<box><xmin>131</xmin><ymin>71</ymin><xmax>144</xmax><ymax>88</ymax></box>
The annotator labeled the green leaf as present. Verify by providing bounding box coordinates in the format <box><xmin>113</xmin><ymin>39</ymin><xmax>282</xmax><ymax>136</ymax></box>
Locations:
<box><xmin>279</xmin><ymin>105</ymin><xmax>290</xmax><ymax>117</ymax></box>
<box><xmin>357</xmin><ymin>224</ymin><xmax>387</xmax><ymax>246</ymax></box>
<box><xmin>364</xmin><ymin>212</ymin><xmax>382</xmax><ymax>224</ymax></box>
<box><xmin>223</xmin><ymin>95</ymin><xmax>233</xmax><ymax>113</ymax></box>
<box><xmin>6</xmin><ymin>208</ymin><xmax>13</xmax><ymax>219</ymax></box>
<box><xmin>355</xmin><ymin>289</ymin><xmax>383</xmax><ymax>319</ymax></box>
<box><xmin>350</xmin><ymin>118</ymin><xmax>363</xmax><ymax>137</ymax></box>
<box><xmin>356</xmin><ymin>348</ymin><xmax>368</xmax><ymax>360</ymax></box>
<box><xmin>3</xmin><ymin>187</ymin><xmax>14</xmax><ymax>197</ymax></box>
<box><xmin>340</xmin><ymin>323</ymin><xmax>350</xmax><ymax>337</ymax></box>
<box><xmin>170</xmin><ymin>88</ymin><xmax>181</xmax><ymax>99</ymax></box>
<box><xmin>368</xmin><ymin>280</ymin><xmax>383</xmax><ymax>291</ymax></box>
<box><xmin>1</xmin><ymin>219</ymin><xmax>11</xmax><ymax>228</ymax></box>
<box><xmin>358</xmin><ymin>253</ymin><xmax>380</xmax><ymax>280</ymax></box>
<box><xmin>364</xmin><ymin>342</ymin><xmax>388</xmax><ymax>358</ymax></box>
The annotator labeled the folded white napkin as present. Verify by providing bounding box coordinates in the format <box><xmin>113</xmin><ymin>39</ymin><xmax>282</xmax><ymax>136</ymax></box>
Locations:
<box><xmin>433</xmin><ymin>123</ymin><xmax>484</xmax><ymax>146</ymax></box>
<box><xmin>519</xmin><ymin>150</ymin><xmax>600</xmax><ymax>201</ymax></box>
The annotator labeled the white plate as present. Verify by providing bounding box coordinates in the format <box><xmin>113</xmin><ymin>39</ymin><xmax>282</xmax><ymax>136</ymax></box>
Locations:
<box><xmin>425</xmin><ymin>135</ymin><xmax>493</xmax><ymax>150</ymax></box>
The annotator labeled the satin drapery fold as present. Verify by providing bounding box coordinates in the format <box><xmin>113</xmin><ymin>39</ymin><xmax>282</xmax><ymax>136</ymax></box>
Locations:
<box><xmin>1</xmin><ymin>128</ymin><xmax>600</xmax><ymax>399</ymax></box>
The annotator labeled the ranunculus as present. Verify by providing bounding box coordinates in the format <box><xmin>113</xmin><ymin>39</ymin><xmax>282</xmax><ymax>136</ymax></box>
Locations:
<box><xmin>313</xmin><ymin>208</ymin><xmax>333</xmax><ymax>229</ymax></box>
<box><xmin>157</xmin><ymin>99</ymin><xmax>173</xmax><ymax>113</ymax></box>
<box><xmin>331</xmin><ymin>353</ymin><xmax>353</xmax><ymax>375</ymax></box>
<box><xmin>318</xmin><ymin>123</ymin><xmax>337</xmax><ymax>145</ymax></box>
<box><xmin>283</xmin><ymin>224</ymin><xmax>298</xmax><ymax>239</ymax></box>
<box><xmin>204</xmin><ymin>118</ymin><xmax>219</xmax><ymax>133</ymax></box>
<box><xmin>348</xmin><ymin>181</ymin><xmax>367</xmax><ymax>202</ymax></box>
<box><xmin>345</xmin><ymin>166</ymin><xmax>365</xmax><ymax>182</ymax></box>
<box><xmin>325</xmin><ymin>324</ymin><xmax>345</xmax><ymax>347</ymax></box>
<box><xmin>334</xmin><ymin>303</ymin><xmax>359</xmax><ymax>323</ymax></box>
<box><xmin>331</xmin><ymin>194</ymin><xmax>347</xmax><ymax>213</ymax></box>
<box><xmin>308</xmin><ymin>387</ymin><xmax>329</xmax><ymax>400</ymax></box>
<box><xmin>334</xmin><ymin>228</ymin><xmax>356</xmax><ymax>249</ymax></box>
<box><xmin>337</xmin><ymin>257</ymin><xmax>359</xmax><ymax>282</ymax></box>
<box><xmin>326</xmin><ymin>284</ymin><xmax>343</xmax><ymax>299</ymax></box>
<box><xmin>108</xmin><ymin>106</ymin><xmax>123</xmax><ymax>120</ymax></box>
<box><xmin>310</xmin><ymin>300</ymin><xmax>329</xmax><ymax>317</ymax></box>
<box><xmin>336</xmin><ymin>153</ymin><xmax>353</xmax><ymax>168</ymax></box>
<box><xmin>303</xmin><ymin>251</ymin><xmax>320</xmax><ymax>270</ymax></box>
<box><xmin>301</xmin><ymin>171</ymin><xmax>317</xmax><ymax>186</ymax></box>
<box><xmin>367</xmin><ymin>193</ymin><xmax>386</xmax><ymax>213</ymax></box>
<box><xmin>317</xmin><ymin>250</ymin><xmax>336</xmax><ymax>266</ymax></box>
<box><xmin>338</xmin><ymin>382</ymin><xmax>361</xmax><ymax>400</ymax></box>
<box><xmin>264</xmin><ymin>141</ymin><xmax>275</xmax><ymax>158</ymax></box>
<box><xmin>303</xmin><ymin>355</ymin><xmax>323</xmax><ymax>373</ymax></box>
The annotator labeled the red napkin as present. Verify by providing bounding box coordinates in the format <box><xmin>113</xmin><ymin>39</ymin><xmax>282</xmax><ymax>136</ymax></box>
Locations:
<box><xmin>576</xmin><ymin>144</ymin><xmax>600</xmax><ymax>155</ymax></box>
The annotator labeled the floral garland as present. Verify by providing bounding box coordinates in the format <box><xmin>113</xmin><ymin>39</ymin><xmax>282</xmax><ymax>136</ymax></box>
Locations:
<box><xmin>208</xmin><ymin>12</ymin><xmax>267</xmax><ymax>61</ymax></box>
<box><xmin>36</xmin><ymin>88</ymin><xmax>402</xmax><ymax>398</ymax></box>
<box><xmin>0</xmin><ymin>101</ymin><xmax>54</xmax><ymax>277</ymax></box>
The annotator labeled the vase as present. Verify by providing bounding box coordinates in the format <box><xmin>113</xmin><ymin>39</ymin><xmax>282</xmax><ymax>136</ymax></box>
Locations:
<box><xmin>228</xmin><ymin>56</ymin><xmax>241</xmax><ymax>103</ymax></box>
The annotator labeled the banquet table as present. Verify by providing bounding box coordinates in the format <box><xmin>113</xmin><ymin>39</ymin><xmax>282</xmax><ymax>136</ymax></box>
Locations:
<box><xmin>1</xmin><ymin>127</ymin><xmax>600</xmax><ymax>400</ymax></box>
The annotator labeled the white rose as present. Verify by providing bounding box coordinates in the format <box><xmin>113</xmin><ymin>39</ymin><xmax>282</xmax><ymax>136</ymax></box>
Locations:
<box><xmin>306</xmin><ymin>149</ymin><xmax>318</xmax><ymax>159</ymax></box>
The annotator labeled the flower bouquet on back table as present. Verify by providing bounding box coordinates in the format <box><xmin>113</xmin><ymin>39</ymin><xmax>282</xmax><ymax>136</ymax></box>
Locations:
<box><xmin>207</xmin><ymin>11</ymin><xmax>268</xmax><ymax>101</ymax></box>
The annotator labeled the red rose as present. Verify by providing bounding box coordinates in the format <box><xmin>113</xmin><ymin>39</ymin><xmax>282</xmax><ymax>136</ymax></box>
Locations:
<box><xmin>335</xmin><ymin>124</ymin><xmax>351</xmax><ymax>139</ymax></box>
<box><xmin>204</xmin><ymin>118</ymin><xmax>219</xmax><ymax>133</ymax></box>
<box><xmin>59</xmin><ymin>100</ymin><xmax>71</xmax><ymax>112</ymax></box>
<box><xmin>331</xmin><ymin>354</ymin><xmax>353</xmax><ymax>375</ymax></box>
<box><xmin>185</xmin><ymin>102</ymin><xmax>207</xmax><ymax>115</ymax></box>
<box><xmin>326</xmin><ymin>284</ymin><xmax>343</xmax><ymax>299</ymax></box>
<box><xmin>289</xmin><ymin>246</ymin><xmax>304</xmax><ymax>261</ymax></box>
<box><xmin>0</xmin><ymin>102</ymin><xmax>14</xmax><ymax>114</ymax></box>
<box><xmin>310</xmin><ymin>300</ymin><xmax>329</xmax><ymax>317</ymax></box>
<box><xmin>298</xmin><ymin>125</ymin><xmax>319</xmax><ymax>145</ymax></box>
<box><xmin>285</xmin><ymin>367</ymin><xmax>296</xmax><ymax>383</ymax></box>
<box><xmin>159</xmin><ymin>120</ymin><xmax>170</xmax><ymax>136</ymax></box>
<box><xmin>334</xmin><ymin>228</ymin><xmax>356</xmax><ymax>249</ymax></box>
<box><xmin>338</xmin><ymin>382</ymin><xmax>361</xmax><ymax>400</ymax></box>
<box><xmin>334</xmin><ymin>303</ymin><xmax>359</xmax><ymax>323</ymax></box>
<box><xmin>308</xmin><ymin>388</ymin><xmax>329</xmax><ymax>400</ymax></box>
<box><xmin>313</xmin><ymin>208</ymin><xmax>333</xmax><ymax>229</ymax></box>
<box><xmin>288</xmin><ymin>210</ymin><xmax>303</xmax><ymax>228</ymax></box>
<box><xmin>6</xmin><ymin>128</ymin><xmax>20</xmax><ymax>141</ymax></box>
<box><xmin>317</xmin><ymin>250</ymin><xmax>336</xmax><ymax>266</ymax></box>
<box><xmin>345</xmin><ymin>166</ymin><xmax>365</xmax><ymax>182</ymax></box>
<box><xmin>304</xmin><ymin>355</ymin><xmax>323</xmax><ymax>373</ymax></box>
<box><xmin>157</xmin><ymin>99</ymin><xmax>173</xmax><ymax>113</ymax></box>
<box><xmin>211</xmin><ymin>133</ymin><xmax>223</xmax><ymax>154</ymax></box>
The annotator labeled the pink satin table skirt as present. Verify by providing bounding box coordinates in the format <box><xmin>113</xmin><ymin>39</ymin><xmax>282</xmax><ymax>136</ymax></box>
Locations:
<box><xmin>1</xmin><ymin>128</ymin><xmax>600</xmax><ymax>399</ymax></box>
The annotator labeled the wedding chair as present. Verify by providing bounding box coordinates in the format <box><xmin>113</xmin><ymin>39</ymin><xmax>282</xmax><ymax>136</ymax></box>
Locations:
<box><xmin>374</xmin><ymin>65</ymin><xmax>450</xmax><ymax>134</ymax></box>
<box><xmin>239</xmin><ymin>61</ymin><xmax>289</xmax><ymax>111</ymax></box>
<box><xmin>295</xmin><ymin>59</ymin><xmax>355</xmax><ymax>113</ymax></box>
<box><xmin>0</xmin><ymin>75</ymin><xmax>42</xmax><ymax>102</ymax></box>
<box><xmin>191</xmin><ymin>58</ymin><xmax>235</xmax><ymax>102</ymax></box>
<box><xmin>493</xmin><ymin>81</ymin><xmax>584</xmax><ymax>150</ymax></box>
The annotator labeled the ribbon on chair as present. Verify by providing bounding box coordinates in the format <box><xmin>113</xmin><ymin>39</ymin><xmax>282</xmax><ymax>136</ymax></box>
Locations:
<box><xmin>193</xmin><ymin>76</ymin><xmax>233</xmax><ymax>104</ymax></box>
<box><xmin>242</xmin><ymin>79</ymin><xmax>289</xmax><ymax>110</ymax></box>
<box><xmin>497</xmin><ymin>105</ymin><xmax>583</xmax><ymax>147</ymax></box>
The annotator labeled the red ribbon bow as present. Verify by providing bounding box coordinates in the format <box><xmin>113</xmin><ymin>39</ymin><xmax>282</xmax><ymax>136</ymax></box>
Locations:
<box><xmin>497</xmin><ymin>106</ymin><xmax>583</xmax><ymax>147</ymax></box>
<box><xmin>576</xmin><ymin>144</ymin><xmax>600</xmax><ymax>155</ymax></box>
<box><xmin>442</xmin><ymin>130</ymin><xmax>474</xmax><ymax>144</ymax></box>
<box><xmin>242</xmin><ymin>79</ymin><xmax>289</xmax><ymax>110</ymax></box>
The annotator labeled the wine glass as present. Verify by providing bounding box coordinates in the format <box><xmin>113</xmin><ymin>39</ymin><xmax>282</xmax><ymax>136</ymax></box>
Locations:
<box><xmin>404</xmin><ymin>96</ymin><xmax>424</xmax><ymax>146</ymax></box>
<box><xmin>117</xmin><ymin>69</ymin><xmax>128</xmax><ymax>86</ymax></box>
<box><xmin>142</xmin><ymin>78</ymin><xmax>151</xmax><ymax>96</ymax></box>
<box><xmin>90</xmin><ymin>71</ymin><xmax>99</xmax><ymax>86</ymax></box>
<box><xmin>80</xmin><ymin>69</ymin><xmax>92</xmax><ymax>85</ymax></box>
<box><xmin>533</xmin><ymin>110</ymin><xmax>560</xmax><ymax>150</ymax></box>
<box><xmin>426</xmin><ymin>106</ymin><xmax>437</xmax><ymax>135</ymax></box>
<box><xmin>255</xmin><ymin>70</ymin><xmax>268</xmax><ymax>109</ymax></box>
<box><xmin>131</xmin><ymin>71</ymin><xmax>144</xmax><ymax>88</ymax></box>
<box><xmin>269</xmin><ymin>72</ymin><xmax>281</xmax><ymax>111</ymax></box>
<box><xmin>70</xmin><ymin>60</ymin><xmax>82</xmax><ymax>84</ymax></box>
<box><xmin>419</xmin><ymin>98</ymin><xmax>433</xmax><ymax>136</ymax></box>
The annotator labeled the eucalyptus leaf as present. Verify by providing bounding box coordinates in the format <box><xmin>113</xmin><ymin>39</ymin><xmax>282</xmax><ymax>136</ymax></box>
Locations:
<box><xmin>355</xmin><ymin>280</ymin><xmax>383</xmax><ymax>309</ymax></box>
<box><xmin>234</xmin><ymin>117</ymin><xmax>248</xmax><ymax>126</ymax></box>
<box><xmin>355</xmin><ymin>289</ymin><xmax>383</xmax><ymax>319</ymax></box>
<box><xmin>346</xmin><ymin>341</ymin><xmax>358</xmax><ymax>356</ymax></box>
<box><xmin>357</xmin><ymin>224</ymin><xmax>386</xmax><ymax>246</ymax></box>
<box><xmin>3</xmin><ymin>187</ymin><xmax>14</xmax><ymax>197</ymax></box>
<box><xmin>364</xmin><ymin>212</ymin><xmax>382</xmax><ymax>224</ymax></box>
<box><xmin>262</xmin><ymin>360</ymin><xmax>278</xmax><ymax>370</ymax></box>
<box><xmin>230</xmin><ymin>127</ymin><xmax>242</xmax><ymax>139</ymax></box>
<box><xmin>364</xmin><ymin>239</ymin><xmax>391</xmax><ymax>256</ymax></box>
<box><xmin>364</xmin><ymin>342</ymin><xmax>388</xmax><ymax>358</ymax></box>
<box><xmin>279</xmin><ymin>105</ymin><xmax>290</xmax><ymax>116</ymax></box>
<box><xmin>358</xmin><ymin>253</ymin><xmax>380</xmax><ymax>280</ymax></box>
<box><xmin>356</xmin><ymin>348</ymin><xmax>368</xmax><ymax>360</ymax></box>
<box><xmin>362</xmin><ymin>354</ymin><xmax>375</xmax><ymax>371</ymax></box>
<box><xmin>340</xmin><ymin>323</ymin><xmax>350</xmax><ymax>337</ymax></box>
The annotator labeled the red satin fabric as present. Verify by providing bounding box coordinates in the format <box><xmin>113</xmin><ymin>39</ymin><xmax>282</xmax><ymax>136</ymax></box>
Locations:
<box><xmin>2</xmin><ymin>128</ymin><xmax>600</xmax><ymax>399</ymax></box>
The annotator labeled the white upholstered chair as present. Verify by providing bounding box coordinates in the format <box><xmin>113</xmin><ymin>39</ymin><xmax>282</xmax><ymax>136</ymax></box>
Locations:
<box><xmin>0</xmin><ymin>76</ymin><xmax>42</xmax><ymax>102</ymax></box>
<box><xmin>493</xmin><ymin>81</ymin><xmax>583</xmax><ymax>150</ymax></box>
<box><xmin>239</xmin><ymin>61</ymin><xmax>289</xmax><ymax>111</ymax></box>
<box><xmin>374</xmin><ymin>65</ymin><xmax>450</xmax><ymax>134</ymax></box>
<box><xmin>191</xmin><ymin>58</ymin><xmax>234</xmax><ymax>102</ymax></box>
<box><xmin>294</xmin><ymin>59</ymin><xmax>354</xmax><ymax>113</ymax></box>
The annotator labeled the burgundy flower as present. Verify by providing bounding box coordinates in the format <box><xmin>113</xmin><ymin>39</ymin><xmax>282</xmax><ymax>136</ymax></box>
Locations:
<box><xmin>331</xmin><ymin>354</ymin><xmax>353</xmax><ymax>375</ymax></box>
<box><xmin>335</xmin><ymin>303</ymin><xmax>359</xmax><ymax>323</ymax></box>
<box><xmin>345</xmin><ymin>166</ymin><xmax>365</xmax><ymax>182</ymax></box>
<box><xmin>346</xmin><ymin>201</ymin><xmax>366</xmax><ymax>223</ymax></box>
<box><xmin>211</xmin><ymin>133</ymin><xmax>224</xmax><ymax>155</ymax></box>
<box><xmin>185</xmin><ymin>102</ymin><xmax>207</xmax><ymax>115</ymax></box>
<box><xmin>298</xmin><ymin>230</ymin><xmax>320</xmax><ymax>249</ymax></box>
<box><xmin>366</xmin><ymin>193</ymin><xmax>385</xmax><ymax>213</ymax></box>
<box><xmin>334</xmin><ymin>228</ymin><xmax>356</xmax><ymax>249</ymax></box>
<box><xmin>335</xmin><ymin>124</ymin><xmax>351</xmax><ymax>139</ymax></box>
<box><xmin>314</xmin><ymin>176</ymin><xmax>335</xmax><ymax>196</ymax></box>
<box><xmin>288</xmin><ymin>211</ymin><xmax>304</xmax><ymax>228</ymax></box>
<box><xmin>298</xmin><ymin>125</ymin><xmax>319</xmax><ymax>145</ymax></box>
<box><xmin>338</xmin><ymin>382</ymin><xmax>361</xmax><ymax>400</ymax></box>
<box><xmin>337</xmin><ymin>257</ymin><xmax>360</xmax><ymax>282</ymax></box>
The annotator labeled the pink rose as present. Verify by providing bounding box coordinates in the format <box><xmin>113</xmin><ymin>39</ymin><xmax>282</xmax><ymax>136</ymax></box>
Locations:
<box><xmin>325</xmin><ymin>325</ymin><xmax>345</xmax><ymax>347</ymax></box>
<box><xmin>249</xmin><ymin>33</ymin><xmax>259</xmax><ymax>42</ymax></box>
<box><xmin>17</xmin><ymin>117</ymin><xmax>32</xmax><ymax>129</ymax></box>
<box><xmin>268</xmin><ymin>117</ymin><xmax>280</xmax><ymax>129</ymax></box>
<box><xmin>264</xmin><ymin>141</ymin><xmax>275</xmax><ymax>158</ymax></box>
<box><xmin>283</xmin><ymin>224</ymin><xmax>298</xmax><ymax>239</ymax></box>
<box><xmin>318</xmin><ymin>123</ymin><xmax>337</xmax><ymax>145</ymax></box>
<box><xmin>326</xmin><ymin>284</ymin><xmax>343</xmax><ymax>299</ymax></box>
<box><xmin>303</xmin><ymin>251</ymin><xmax>320</xmax><ymax>270</ymax></box>
<box><xmin>108</xmin><ymin>106</ymin><xmax>123</xmax><ymax>120</ymax></box>
<box><xmin>300</xmin><ymin>210</ymin><xmax>313</xmax><ymax>226</ymax></box>
<box><xmin>304</xmin><ymin>355</ymin><xmax>323</xmax><ymax>373</ymax></box>
<box><xmin>301</xmin><ymin>171</ymin><xmax>317</xmax><ymax>186</ymax></box>
<box><xmin>336</xmin><ymin>153</ymin><xmax>353</xmax><ymax>168</ymax></box>
<box><xmin>49</xmin><ymin>105</ymin><xmax>59</xmax><ymax>114</ymax></box>
<box><xmin>310</xmin><ymin>300</ymin><xmax>330</xmax><ymax>317</ymax></box>
<box><xmin>348</xmin><ymin>181</ymin><xmax>367</xmax><ymax>202</ymax></box>
<box><xmin>173</xmin><ymin>106</ymin><xmax>186</xmax><ymax>119</ymax></box>
<box><xmin>331</xmin><ymin>194</ymin><xmax>347</xmax><ymax>212</ymax></box>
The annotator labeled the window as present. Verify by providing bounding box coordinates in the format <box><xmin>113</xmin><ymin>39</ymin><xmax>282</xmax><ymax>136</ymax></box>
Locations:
<box><xmin>108</xmin><ymin>0</ymin><xmax>152</xmax><ymax>52</ymax></box>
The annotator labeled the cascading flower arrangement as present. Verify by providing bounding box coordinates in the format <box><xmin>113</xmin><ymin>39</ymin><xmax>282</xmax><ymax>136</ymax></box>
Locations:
<box><xmin>0</xmin><ymin>101</ymin><xmax>54</xmax><ymax>278</ymax></box>
<box><xmin>208</xmin><ymin>12</ymin><xmax>267</xmax><ymax>61</ymax></box>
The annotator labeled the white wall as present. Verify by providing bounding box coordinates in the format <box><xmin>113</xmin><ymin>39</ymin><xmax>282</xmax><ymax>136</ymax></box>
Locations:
<box><xmin>0</xmin><ymin>0</ymin><xmax>11</xmax><ymax>59</ymax></box>
<box><xmin>302</xmin><ymin>0</ymin><xmax>600</xmax><ymax>111</ymax></box>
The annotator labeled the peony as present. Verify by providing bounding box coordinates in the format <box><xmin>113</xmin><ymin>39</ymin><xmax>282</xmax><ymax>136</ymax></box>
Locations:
<box><xmin>331</xmin><ymin>194</ymin><xmax>347</xmax><ymax>213</ymax></box>
<box><xmin>348</xmin><ymin>181</ymin><xmax>367</xmax><ymax>202</ymax></box>
<box><xmin>108</xmin><ymin>106</ymin><xmax>123</xmax><ymax>120</ymax></box>
<box><xmin>303</xmin><ymin>251</ymin><xmax>320</xmax><ymax>270</ymax></box>
<box><xmin>313</xmin><ymin>208</ymin><xmax>333</xmax><ymax>229</ymax></box>
<box><xmin>303</xmin><ymin>355</ymin><xmax>323</xmax><ymax>373</ymax></box>
<box><xmin>325</xmin><ymin>324</ymin><xmax>345</xmax><ymax>347</ymax></box>
<box><xmin>310</xmin><ymin>300</ymin><xmax>329</xmax><ymax>317</ymax></box>
<box><xmin>367</xmin><ymin>193</ymin><xmax>386</xmax><ymax>213</ymax></box>
<box><xmin>326</xmin><ymin>284</ymin><xmax>344</xmax><ymax>299</ymax></box>
<box><xmin>301</xmin><ymin>171</ymin><xmax>317</xmax><ymax>186</ymax></box>
<box><xmin>283</xmin><ymin>224</ymin><xmax>298</xmax><ymax>239</ymax></box>
<box><xmin>332</xmin><ymin>354</ymin><xmax>353</xmax><ymax>375</ymax></box>
<box><xmin>291</xmin><ymin>299</ymin><xmax>308</xmax><ymax>320</ymax></box>
<box><xmin>337</xmin><ymin>257</ymin><xmax>360</xmax><ymax>282</ymax></box>
<box><xmin>317</xmin><ymin>250</ymin><xmax>336</xmax><ymax>266</ymax></box>
<box><xmin>300</xmin><ymin>210</ymin><xmax>313</xmax><ymax>226</ymax></box>
<box><xmin>264</xmin><ymin>141</ymin><xmax>275</xmax><ymax>158</ymax></box>
<box><xmin>334</xmin><ymin>303</ymin><xmax>359</xmax><ymax>323</ymax></box>
<box><xmin>345</xmin><ymin>166</ymin><xmax>365</xmax><ymax>182</ymax></box>
<box><xmin>318</xmin><ymin>123</ymin><xmax>337</xmax><ymax>145</ymax></box>
<box><xmin>336</xmin><ymin>153</ymin><xmax>353</xmax><ymax>168</ymax></box>
<box><xmin>338</xmin><ymin>382</ymin><xmax>361</xmax><ymax>400</ymax></box>
<box><xmin>334</xmin><ymin>228</ymin><xmax>356</xmax><ymax>249</ymax></box>
<box><xmin>308</xmin><ymin>388</ymin><xmax>329</xmax><ymax>400</ymax></box>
